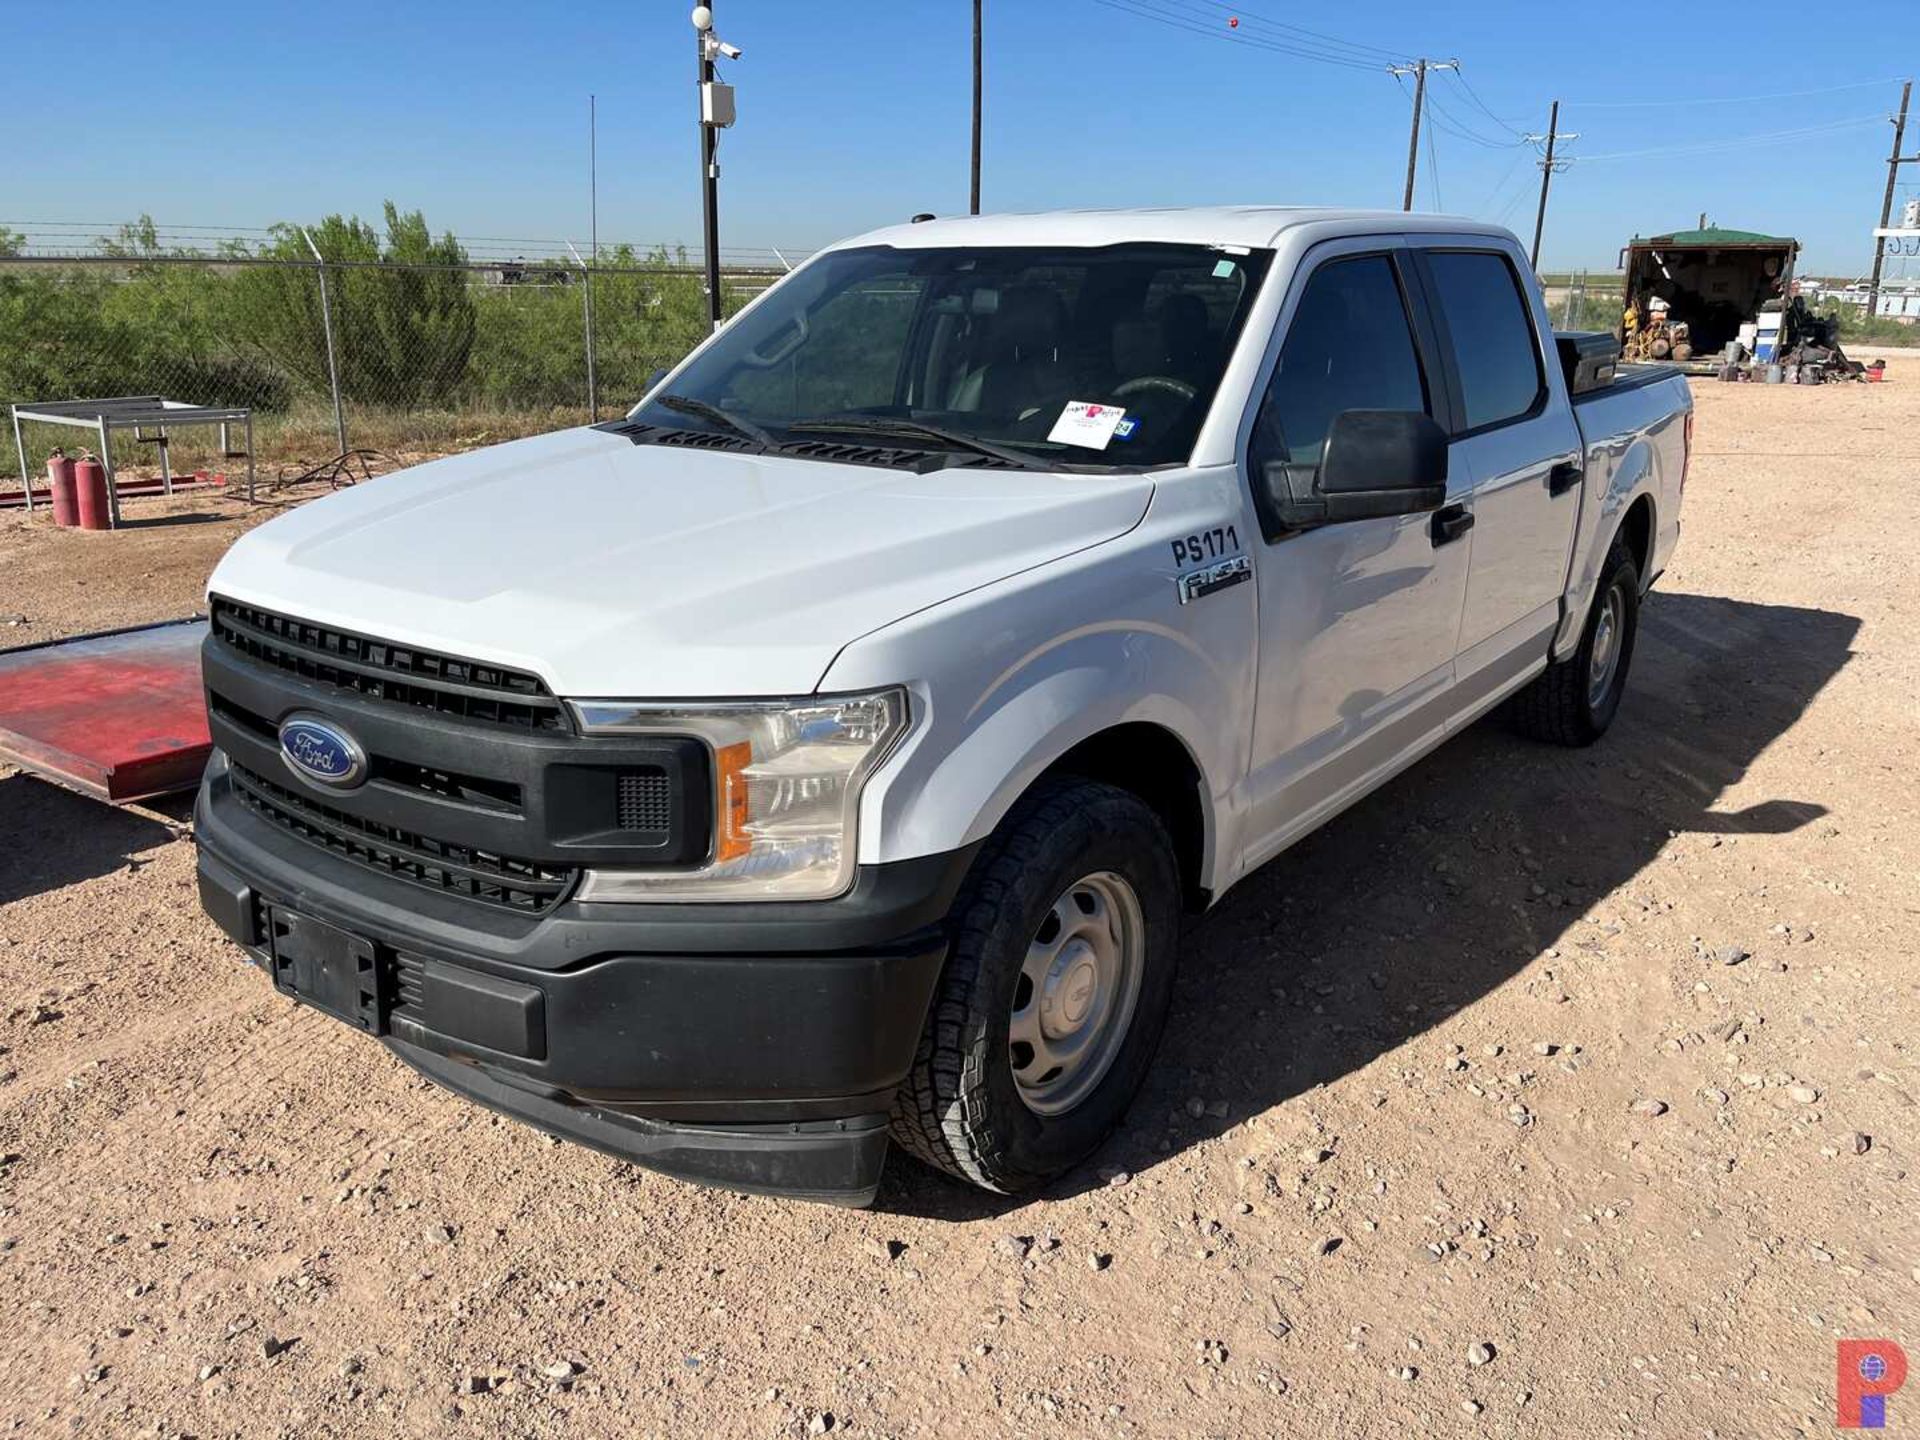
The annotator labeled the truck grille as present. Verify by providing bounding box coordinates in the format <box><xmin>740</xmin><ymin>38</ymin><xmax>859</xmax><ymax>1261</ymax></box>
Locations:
<box><xmin>210</xmin><ymin>597</ymin><xmax>567</xmax><ymax>733</ymax></box>
<box><xmin>229</xmin><ymin>762</ymin><xmax>576</xmax><ymax>914</ymax></box>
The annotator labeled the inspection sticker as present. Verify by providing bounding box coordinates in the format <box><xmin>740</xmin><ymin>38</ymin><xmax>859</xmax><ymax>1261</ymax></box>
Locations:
<box><xmin>1049</xmin><ymin>401</ymin><xmax>1128</xmax><ymax>450</ymax></box>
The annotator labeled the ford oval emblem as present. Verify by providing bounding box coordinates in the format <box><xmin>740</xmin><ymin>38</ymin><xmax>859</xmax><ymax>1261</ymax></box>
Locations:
<box><xmin>277</xmin><ymin>712</ymin><xmax>367</xmax><ymax>789</ymax></box>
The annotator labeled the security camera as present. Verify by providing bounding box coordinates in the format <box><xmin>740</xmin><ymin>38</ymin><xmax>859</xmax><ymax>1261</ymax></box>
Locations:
<box><xmin>711</xmin><ymin>37</ymin><xmax>742</xmax><ymax>59</ymax></box>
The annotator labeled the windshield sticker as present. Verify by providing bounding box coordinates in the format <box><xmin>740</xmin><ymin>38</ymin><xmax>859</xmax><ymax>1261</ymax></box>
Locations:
<box><xmin>1049</xmin><ymin>401</ymin><xmax>1129</xmax><ymax>450</ymax></box>
<box><xmin>1212</xmin><ymin>259</ymin><xmax>1237</xmax><ymax>279</ymax></box>
<box><xmin>1112</xmin><ymin>417</ymin><xmax>1139</xmax><ymax>442</ymax></box>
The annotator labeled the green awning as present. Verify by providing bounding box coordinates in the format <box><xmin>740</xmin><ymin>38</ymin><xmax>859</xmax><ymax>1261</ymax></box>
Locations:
<box><xmin>1640</xmin><ymin>225</ymin><xmax>1794</xmax><ymax>247</ymax></box>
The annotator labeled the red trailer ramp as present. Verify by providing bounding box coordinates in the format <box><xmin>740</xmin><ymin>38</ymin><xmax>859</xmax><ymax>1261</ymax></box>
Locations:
<box><xmin>0</xmin><ymin>619</ymin><xmax>210</xmax><ymax>803</ymax></box>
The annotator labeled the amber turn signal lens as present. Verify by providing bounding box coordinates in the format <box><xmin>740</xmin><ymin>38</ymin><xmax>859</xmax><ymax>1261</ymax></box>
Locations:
<box><xmin>714</xmin><ymin>740</ymin><xmax>753</xmax><ymax>863</ymax></box>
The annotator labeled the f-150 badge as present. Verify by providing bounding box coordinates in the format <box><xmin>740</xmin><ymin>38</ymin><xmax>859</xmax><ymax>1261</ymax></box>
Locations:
<box><xmin>1177</xmin><ymin>553</ymin><xmax>1251</xmax><ymax>604</ymax></box>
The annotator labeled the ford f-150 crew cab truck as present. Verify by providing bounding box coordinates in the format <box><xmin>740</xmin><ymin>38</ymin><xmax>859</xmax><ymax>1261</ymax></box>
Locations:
<box><xmin>195</xmin><ymin>208</ymin><xmax>1692</xmax><ymax>1205</ymax></box>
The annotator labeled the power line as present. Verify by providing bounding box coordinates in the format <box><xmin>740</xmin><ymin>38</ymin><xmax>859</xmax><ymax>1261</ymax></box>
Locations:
<box><xmin>1423</xmin><ymin>86</ymin><xmax>1530</xmax><ymax>149</ymax></box>
<box><xmin>1177</xmin><ymin>0</ymin><xmax>1408</xmax><ymax>64</ymax></box>
<box><xmin>1566</xmin><ymin>76</ymin><xmax>1911</xmax><ymax>109</ymax></box>
<box><xmin>1575</xmin><ymin>114</ymin><xmax>1887</xmax><ymax>162</ymax></box>
<box><xmin>1087</xmin><ymin>0</ymin><xmax>1399</xmax><ymax>71</ymax></box>
<box><xmin>1447</xmin><ymin>67</ymin><xmax>1533</xmax><ymax>137</ymax></box>
<box><xmin>1425</xmin><ymin>109</ymin><xmax>1443</xmax><ymax>210</ymax></box>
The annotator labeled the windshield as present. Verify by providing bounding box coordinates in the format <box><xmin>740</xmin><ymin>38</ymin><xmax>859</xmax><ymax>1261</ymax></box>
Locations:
<box><xmin>631</xmin><ymin>242</ymin><xmax>1274</xmax><ymax>470</ymax></box>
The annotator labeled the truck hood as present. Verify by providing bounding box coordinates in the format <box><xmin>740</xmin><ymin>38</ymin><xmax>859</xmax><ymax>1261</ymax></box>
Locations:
<box><xmin>209</xmin><ymin>426</ymin><xmax>1154</xmax><ymax>697</ymax></box>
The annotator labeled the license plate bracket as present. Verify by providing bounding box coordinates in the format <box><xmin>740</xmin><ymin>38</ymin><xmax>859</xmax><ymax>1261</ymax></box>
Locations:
<box><xmin>266</xmin><ymin>907</ymin><xmax>386</xmax><ymax>1034</ymax></box>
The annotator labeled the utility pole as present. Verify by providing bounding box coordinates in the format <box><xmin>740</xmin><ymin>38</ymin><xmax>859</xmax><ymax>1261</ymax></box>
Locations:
<box><xmin>970</xmin><ymin>0</ymin><xmax>983</xmax><ymax>214</ymax></box>
<box><xmin>1868</xmin><ymin>80</ymin><xmax>1913</xmax><ymax>318</ymax></box>
<box><xmin>691</xmin><ymin>4</ymin><xmax>741</xmax><ymax>332</ymax></box>
<box><xmin>1524</xmin><ymin>101</ymin><xmax>1577</xmax><ymax>270</ymax></box>
<box><xmin>1389</xmin><ymin>60</ymin><xmax>1456</xmax><ymax>212</ymax></box>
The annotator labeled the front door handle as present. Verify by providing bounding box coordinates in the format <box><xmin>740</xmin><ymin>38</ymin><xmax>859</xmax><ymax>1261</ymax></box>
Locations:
<box><xmin>1430</xmin><ymin>503</ymin><xmax>1474</xmax><ymax>546</ymax></box>
<box><xmin>1548</xmin><ymin>460</ymin><xmax>1584</xmax><ymax>496</ymax></box>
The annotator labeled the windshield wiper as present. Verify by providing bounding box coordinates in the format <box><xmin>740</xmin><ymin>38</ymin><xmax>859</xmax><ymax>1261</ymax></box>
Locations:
<box><xmin>784</xmin><ymin>417</ymin><xmax>1053</xmax><ymax>471</ymax></box>
<box><xmin>654</xmin><ymin>393</ymin><xmax>776</xmax><ymax>448</ymax></box>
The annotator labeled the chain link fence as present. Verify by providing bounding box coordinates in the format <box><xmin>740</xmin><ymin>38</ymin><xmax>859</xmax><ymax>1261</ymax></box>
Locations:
<box><xmin>2</xmin><ymin>219</ymin><xmax>793</xmax><ymax>498</ymax></box>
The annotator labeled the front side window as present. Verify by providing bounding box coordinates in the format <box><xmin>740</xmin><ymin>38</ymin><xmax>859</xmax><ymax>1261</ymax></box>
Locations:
<box><xmin>1424</xmin><ymin>250</ymin><xmax>1545</xmax><ymax>431</ymax></box>
<box><xmin>1256</xmin><ymin>253</ymin><xmax>1429</xmax><ymax>466</ymax></box>
<box><xmin>633</xmin><ymin>242</ymin><xmax>1274</xmax><ymax>470</ymax></box>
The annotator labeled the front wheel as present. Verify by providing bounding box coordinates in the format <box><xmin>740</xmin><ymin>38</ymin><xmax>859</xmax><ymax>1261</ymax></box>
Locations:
<box><xmin>1509</xmin><ymin>536</ymin><xmax>1640</xmax><ymax>746</ymax></box>
<box><xmin>889</xmin><ymin>778</ymin><xmax>1180</xmax><ymax>1193</ymax></box>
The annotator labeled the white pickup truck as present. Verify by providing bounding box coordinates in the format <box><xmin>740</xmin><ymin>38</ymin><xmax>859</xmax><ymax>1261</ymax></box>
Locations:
<box><xmin>196</xmin><ymin>207</ymin><xmax>1691</xmax><ymax>1204</ymax></box>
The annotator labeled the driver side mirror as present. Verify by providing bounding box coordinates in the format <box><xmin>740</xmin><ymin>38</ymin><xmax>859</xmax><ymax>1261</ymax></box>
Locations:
<box><xmin>1258</xmin><ymin>409</ymin><xmax>1448</xmax><ymax>534</ymax></box>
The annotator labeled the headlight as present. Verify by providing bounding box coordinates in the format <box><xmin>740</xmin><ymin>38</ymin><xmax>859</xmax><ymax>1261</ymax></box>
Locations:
<box><xmin>570</xmin><ymin>689</ymin><xmax>908</xmax><ymax>901</ymax></box>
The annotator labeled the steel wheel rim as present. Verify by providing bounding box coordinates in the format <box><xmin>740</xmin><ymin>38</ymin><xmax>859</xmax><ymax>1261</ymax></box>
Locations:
<box><xmin>1009</xmin><ymin>870</ymin><xmax>1146</xmax><ymax>1117</ymax></box>
<box><xmin>1588</xmin><ymin>585</ymin><xmax>1624</xmax><ymax>707</ymax></box>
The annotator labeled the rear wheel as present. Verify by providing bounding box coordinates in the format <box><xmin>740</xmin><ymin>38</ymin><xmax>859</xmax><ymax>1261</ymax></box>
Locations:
<box><xmin>890</xmin><ymin>778</ymin><xmax>1180</xmax><ymax>1193</ymax></box>
<box><xmin>1509</xmin><ymin>536</ymin><xmax>1640</xmax><ymax>746</ymax></box>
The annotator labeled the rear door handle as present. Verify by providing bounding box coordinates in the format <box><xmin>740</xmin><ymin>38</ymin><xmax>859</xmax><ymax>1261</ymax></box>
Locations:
<box><xmin>1548</xmin><ymin>461</ymin><xmax>1584</xmax><ymax>496</ymax></box>
<box><xmin>1430</xmin><ymin>503</ymin><xmax>1474</xmax><ymax>546</ymax></box>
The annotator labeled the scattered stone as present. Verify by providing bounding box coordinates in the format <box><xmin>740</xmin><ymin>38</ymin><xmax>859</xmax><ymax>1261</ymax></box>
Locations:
<box><xmin>1853</xmin><ymin>1133</ymin><xmax>1872</xmax><ymax>1155</ymax></box>
<box><xmin>1787</xmin><ymin>1085</ymin><xmax>1820</xmax><ymax>1105</ymax></box>
<box><xmin>1703</xmin><ymin>1088</ymin><xmax>1730</xmax><ymax>1107</ymax></box>
<box><xmin>866</xmin><ymin>1238</ymin><xmax>907</xmax><ymax>1262</ymax></box>
<box><xmin>1300</xmin><ymin>1147</ymin><xmax>1333</xmax><ymax>1165</ymax></box>
<box><xmin>1394</xmin><ymin>1365</ymin><xmax>1419</xmax><ymax>1381</ymax></box>
<box><xmin>260</xmin><ymin>1336</ymin><xmax>293</xmax><ymax>1361</ymax></box>
<box><xmin>1468</xmin><ymin>1342</ymin><xmax>1495</xmax><ymax>1366</ymax></box>
<box><xmin>1508</xmin><ymin>1104</ymin><xmax>1532</xmax><ymax>1128</ymax></box>
<box><xmin>995</xmin><ymin>1234</ymin><xmax>1033</xmax><ymax>1260</ymax></box>
<box><xmin>1531</xmin><ymin>1042</ymin><xmax>1558</xmax><ymax>1057</ymax></box>
<box><xmin>1087</xmin><ymin>1251</ymin><xmax>1112</xmax><ymax>1271</ymax></box>
<box><xmin>197</xmin><ymin>1364</ymin><xmax>219</xmax><ymax>1382</ymax></box>
<box><xmin>1185</xmin><ymin>1097</ymin><xmax>1207</xmax><ymax>1119</ymax></box>
<box><xmin>1462</xmin><ymin>1399</ymin><xmax>1484</xmax><ymax>1415</ymax></box>
<box><xmin>1482</xmin><ymin>1044</ymin><xmax>1503</xmax><ymax>1058</ymax></box>
<box><xmin>540</xmin><ymin>1360</ymin><xmax>579</xmax><ymax>1384</ymax></box>
<box><xmin>1196</xmin><ymin>1340</ymin><xmax>1229</xmax><ymax>1366</ymax></box>
<box><xmin>1717</xmin><ymin>945</ymin><xmax>1749</xmax><ymax>967</ymax></box>
<box><xmin>1316</xmin><ymin>1236</ymin><xmax>1343</xmax><ymax>1257</ymax></box>
<box><xmin>1100</xmin><ymin>1167</ymin><xmax>1132</xmax><ymax>1188</ymax></box>
<box><xmin>808</xmin><ymin>1413</ymin><xmax>835</xmax><ymax>1435</ymax></box>
<box><xmin>425</xmin><ymin>1224</ymin><xmax>455</xmax><ymax>1246</ymax></box>
<box><xmin>1630</xmin><ymin>1099</ymin><xmax>1670</xmax><ymax>1117</ymax></box>
<box><xmin>463</xmin><ymin>1375</ymin><xmax>494</xmax><ymax>1396</ymax></box>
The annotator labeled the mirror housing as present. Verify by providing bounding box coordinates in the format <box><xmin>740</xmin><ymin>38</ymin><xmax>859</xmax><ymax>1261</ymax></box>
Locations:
<box><xmin>1258</xmin><ymin>409</ymin><xmax>1449</xmax><ymax>533</ymax></box>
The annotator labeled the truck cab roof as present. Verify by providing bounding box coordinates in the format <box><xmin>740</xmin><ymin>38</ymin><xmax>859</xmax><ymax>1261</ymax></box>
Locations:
<box><xmin>840</xmin><ymin>206</ymin><xmax>1521</xmax><ymax>254</ymax></box>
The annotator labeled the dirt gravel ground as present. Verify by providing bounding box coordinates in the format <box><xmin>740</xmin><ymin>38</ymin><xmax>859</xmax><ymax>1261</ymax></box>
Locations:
<box><xmin>2</xmin><ymin>374</ymin><xmax>1917</xmax><ymax>1438</ymax></box>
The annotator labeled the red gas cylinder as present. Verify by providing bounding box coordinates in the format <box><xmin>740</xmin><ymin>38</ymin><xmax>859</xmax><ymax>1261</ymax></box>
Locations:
<box><xmin>74</xmin><ymin>451</ymin><xmax>110</xmax><ymax>530</ymax></box>
<box><xmin>46</xmin><ymin>448</ymin><xmax>79</xmax><ymax>527</ymax></box>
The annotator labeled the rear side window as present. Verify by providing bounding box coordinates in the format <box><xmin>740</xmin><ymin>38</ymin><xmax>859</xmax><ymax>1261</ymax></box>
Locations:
<box><xmin>1259</xmin><ymin>254</ymin><xmax>1428</xmax><ymax>466</ymax></box>
<box><xmin>1425</xmin><ymin>251</ymin><xmax>1545</xmax><ymax>431</ymax></box>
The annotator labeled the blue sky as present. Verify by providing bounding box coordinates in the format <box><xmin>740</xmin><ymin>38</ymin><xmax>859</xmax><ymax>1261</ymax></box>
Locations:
<box><xmin>7</xmin><ymin>0</ymin><xmax>1917</xmax><ymax>275</ymax></box>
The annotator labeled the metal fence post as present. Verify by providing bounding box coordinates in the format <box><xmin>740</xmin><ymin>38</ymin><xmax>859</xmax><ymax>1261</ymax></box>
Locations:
<box><xmin>569</xmin><ymin>242</ymin><xmax>598</xmax><ymax>420</ymax></box>
<box><xmin>301</xmin><ymin>227</ymin><xmax>349</xmax><ymax>456</ymax></box>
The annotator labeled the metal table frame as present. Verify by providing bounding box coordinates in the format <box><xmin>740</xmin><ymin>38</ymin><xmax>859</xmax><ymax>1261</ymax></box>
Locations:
<box><xmin>10</xmin><ymin>395</ymin><xmax>255</xmax><ymax>527</ymax></box>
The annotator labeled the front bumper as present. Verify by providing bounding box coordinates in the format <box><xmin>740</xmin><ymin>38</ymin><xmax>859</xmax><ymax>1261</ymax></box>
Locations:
<box><xmin>196</xmin><ymin>752</ymin><xmax>974</xmax><ymax>1204</ymax></box>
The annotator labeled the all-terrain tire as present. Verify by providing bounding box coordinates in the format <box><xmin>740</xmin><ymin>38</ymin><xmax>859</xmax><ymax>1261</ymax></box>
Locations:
<box><xmin>889</xmin><ymin>778</ymin><xmax>1181</xmax><ymax>1193</ymax></box>
<box><xmin>1509</xmin><ymin>536</ymin><xmax>1641</xmax><ymax>746</ymax></box>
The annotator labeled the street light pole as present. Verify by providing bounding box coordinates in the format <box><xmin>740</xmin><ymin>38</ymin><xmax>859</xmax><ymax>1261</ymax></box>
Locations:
<box><xmin>694</xmin><ymin>5</ymin><xmax>724</xmax><ymax>331</ymax></box>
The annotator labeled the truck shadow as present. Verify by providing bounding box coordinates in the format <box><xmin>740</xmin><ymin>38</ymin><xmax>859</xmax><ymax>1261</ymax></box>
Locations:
<box><xmin>876</xmin><ymin>589</ymin><xmax>1861</xmax><ymax>1218</ymax></box>
<box><xmin>0</xmin><ymin>772</ymin><xmax>192</xmax><ymax>907</ymax></box>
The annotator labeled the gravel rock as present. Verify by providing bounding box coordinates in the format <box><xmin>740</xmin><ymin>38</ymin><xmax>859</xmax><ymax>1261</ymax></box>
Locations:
<box><xmin>1787</xmin><ymin>1084</ymin><xmax>1820</xmax><ymax>1104</ymax></box>
<box><xmin>1853</xmin><ymin>1132</ymin><xmax>1872</xmax><ymax>1155</ymax></box>
<box><xmin>1468</xmin><ymin>1342</ymin><xmax>1495</xmax><ymax>1366</ymax></box>
<box><xmin>1630</xmin><ymin>1099</ymin><xmax>1670</xmax><ymax>1117</ymax></box>
<box><xmin>1717</xmin><ymin>945</ymin><xmax>1749</xmax><ymax>966</ymax></box>
<box><xmin>1088</xmin><ymin>1252</ymin><xmax>1112</xmax><ymax>1271</ymax></box>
